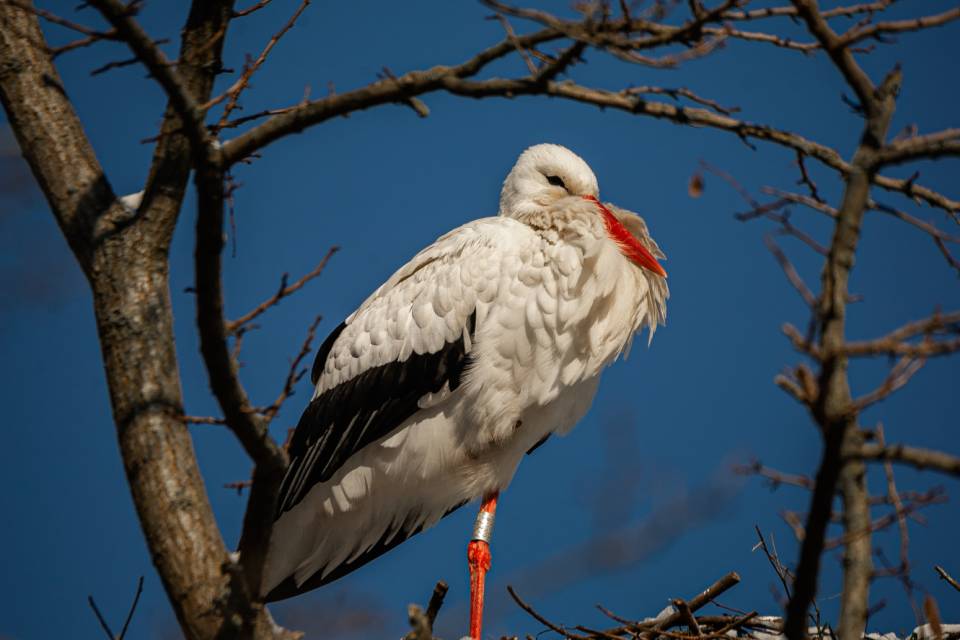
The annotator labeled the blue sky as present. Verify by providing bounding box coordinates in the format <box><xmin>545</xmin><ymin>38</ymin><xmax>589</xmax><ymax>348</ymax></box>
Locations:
<box><xmin>1</xmin><ymin>1</ymin><xmax>958</xmax><ymax>638</ymax></box>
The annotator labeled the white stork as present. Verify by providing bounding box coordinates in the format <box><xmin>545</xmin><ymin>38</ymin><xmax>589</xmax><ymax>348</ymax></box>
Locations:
<box><xmin>262</xmin><ymin>143</ymin><xmax>668</xmax><ymax>638</ymax></box>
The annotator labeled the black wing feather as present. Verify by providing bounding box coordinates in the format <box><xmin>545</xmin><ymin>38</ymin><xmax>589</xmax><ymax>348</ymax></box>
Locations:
<box><xmin>264</xmin><ymin>499</ymin><xmax>467</xmax><ymax>602</ymax></box>
<box><xmin>276</xmin><ymin>312</ymin><xmax>477</xmax><ymax>518</ymax></box>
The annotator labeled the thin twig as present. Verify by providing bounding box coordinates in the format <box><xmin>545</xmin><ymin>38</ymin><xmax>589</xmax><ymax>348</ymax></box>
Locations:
<box><xmin>91</xmin><ymin>40</ymin><xmax>171</xmax><ymax>76</ymax></box>
<box><xmin>853</xmin><ymin>355</ymin><xmax>926</xmax><ymax>410</ymax></box>
<box><xmin>85</xmin><ymin>576</ymin><xmax>145</xmax><ymax>640</ymax></box>
<box><xmin>5</xmin><ymin>0</ymin><xmax>115</xmax><ymax>37</ymax></box>
<box><xmin>623</xmin><ymin>85</ymin><xmax>739</xmax><ymax>115</ymax></box>
<box><xmin>764</xmin><ymin>234</ymin><xmax>818</xmax><ymax>308</ymax></box>
<box><xmin>87</xmin><ymin>595</ymin><xmax>115</xmax><ymax>639</ymax></box>
<box><xmin>88</xmin><ymin>0</ymin><xmax>208</xmax><ymax>153</ymax></box>
<box><xmin>260</xmin><ymin>315</ymin><xmax>323</xmax><ymax>421</ymax></box>
<box><xmin>233</xmin><ymin>0</ymin><xmax>272</xmax><ymax>18</ymax></box>
<box><xmin>50</xmin><ymin>30</ymin><xmax>115</xmax><ymax>57</ymax></box>
<box><xmin>753</xmin><ymin>527</ymin><xmax>793</xmax><ymax>600</ymax></box>
<box><xmin>600</xmin><ymin>572</ymin><xmax>742</xmax><ymax>638</ymax></box>
<box><xmin>490</xmin><ymin>12</ymin><xmax>538</xmax><ymax>74</ymax></box>
<box><xmin>118</xmin><ymin>576</ymin><xmax>144</xmax><ymax>640</ymax></box>
<box><xmin>227</xmin><ymin>246</ymin><xmax>338</xmax><ymax>334</ymax></box>
<box><xmin>210</xmin><ymin>0</ymin><xmax>311</xmax><ymax>127</ymax></box>
<box><xmin>507</xmin><ymin>585</ymin><xmax>590</xmax><ymax>640</ymax></box>
<box><xmin>795</xmin><ymin>151</ymin><xmax>825</xmax><ymax>203</ymax></box>
<box><xmin>824</xmin><ymin>488</ymin><xmax>946</xmax><ymax>550</ymax></box>
<box><xmin>875</xmin><ymin>424</ymin><xmax>921</xmax><ymax>618</ymax></box>
<box><xmin>838</xmin><ymin>7</ymin><xmax>960</xmax><ymax>48</ymax></box>
<box><xmin>935</xmin><ymin>566</ymin><xmax>960</xmax><ymax>593</ymax></box>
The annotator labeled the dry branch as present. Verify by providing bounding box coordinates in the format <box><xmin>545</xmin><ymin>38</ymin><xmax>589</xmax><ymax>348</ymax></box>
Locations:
<box><xmin>870</xmin><ymin>201</ymin><xmax>960</xmax><ymax>274</ymax></box>
<box><xmin>4</xmin><ymin>0</ymin><xmax>114</xmax><ymax>38</ymax></box>
<box><xmin>260</xmin><ymin>315</ymin><xmax>323</xmax><ymax>421</ymax></box>
<box><xmin>723</xmin><ymin>1</ymin><xmax>894</xmax><ymax>22</ymax></box>
<box><xmin>0</xmin><ymin>3</ymin><xmax>250</xmax><ymax>639</ymax></box>
<box><xmin>781</xmin><ymin>19</ymin><xmax>904</xmax><ymax>632</ymax></box>
<box><xmin>764</xmin><ymin>234</ymin><xmax>818</xmax><ymax>308</ymax></box>
<box><xmin>227</xmin><ymin>246</ymin><xmax>338</xmax><ymax>334</ymax></box>
<box><xmin>209</xmin><ymin>0</ymin><xmax>310</xmax><ymax>127</ymax></box>
<box><xmin>87</xmin><ymin>576</ymin><xmax>144</xmax><ymax>640</ymax></box>
<box><xmin>859</xmin><ymin>443</ymin><xmax>960</xmax><ymax>478</ymax></box>
<box><xmin>623</xmin><ymin>85</ymin><xmax>739</xmax><ymax>115</ymax></box>
<box><xmin>824</xmin><ymin>487</ymin><xmax>946</xmax><ymax>551</ymax></box>
<box><xmin>88</xmin><ymin>1</ymin><xmax>296</xmax><ymax>634</ymax></box>
<box><xmin>508</xmin><ymin>585</ymin><xmax>590</xmax><ymax>639</ymax></box>
<box><xmin>88</xmin><ymin>0</ymin><xmax>209</xmax><ymax>153</ymax></box>
<box><xmin>233</xmin><ymin>0</ymin><xmax>273</xmax><ymax>19</ymax></box>
<box><xmin>193</xmin><ymin>131</ymin><xmax>288</xmax><ymax>619</ymax></box>
<box><xmin>504</xmin><ymin>572</ymin><xmax>746</xmax><ymax>640</ymax></box>
<box><xmin>838</xmin><ymin>7</ymin><xmax>960</xmax><ymax>48</ymax></box>
<box><xmin>604</xmin><ymin>572</ymin><xmax>742</xmax><ymax>638</ymax></box>
<box><xmin>403</xmin><ymin>581</ymin><xmax>449</xmax><ymax>640</ymax></box>
<box><xmin>935</xmin><ymin>567</ymin><xmax>960</xmax><ymax>593</ymax></box>
<box><xmin>873</xmin><ymin>423</ymin><xmax>914</xmax><ymax>607</ymax></box>
<box><xmin>207</xmin><ymin>8</ymin><xmax>959</xmax><ymax>222</ymax></box>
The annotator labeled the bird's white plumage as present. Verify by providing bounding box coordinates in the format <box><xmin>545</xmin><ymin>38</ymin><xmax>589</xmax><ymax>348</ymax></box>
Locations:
<box><xmin>262</xmin><ymin>144</ymin><xmax>668</xmax><ymax>596</ymax></box>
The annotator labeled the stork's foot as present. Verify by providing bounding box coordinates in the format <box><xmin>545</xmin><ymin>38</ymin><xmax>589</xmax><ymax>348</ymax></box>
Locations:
<box><xmin>467</xmin><ymin>491</ymin><xmax>499</xmax><ymax>639</ymax></box>
<box><xmin>468</xmin><ymin>539</ymin><xmax>491</xmax><ymax>639</ymax></box>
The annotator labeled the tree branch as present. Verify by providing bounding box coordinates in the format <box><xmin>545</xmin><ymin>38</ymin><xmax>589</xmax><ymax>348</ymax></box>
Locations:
<box><xmin>843</xmin><ymin>310</ymin><xmax>960</xmax><ymax>358</ymax></box>
<box><xmin>790</xmin><ymin>0</ymin><xmax>876</xmax><ymax>117</ymax></box>
<box><xmin>227</xmin><ymin>246</ymin><xmax>338</xmax><ymax>334</ymax></box>
<box><xmin>137</xmin><ymin>1</ymin><xmax>235</xmax><ymax>245</ymax></box>
<box><xmin>859</xmin><ymin>443</ymin><xmax>960</xmax><ymax>477</ymax></box>
<box><xmin>209</xmin><ymin>0</ymin><xmax>311</xmax><ymax>128</ymax></box>
<box><xmin>194</xmin><ymin>143</ymin><xmax>289</xmax><ymax>620</ymax></box>
<box><xmin>876</xmin><ymin>128</ymin><xmax>960</xmax><ymax>167</ymax></box>
<box><xmin>218</xmin><ymin>58</ymin><xmax>957</xmax><ymax>218</ymax></box>
<box><xmin>837</xmin><ymin>7</ymin><xmax>960</xmax><ymax>48</ymax></box>
<box><xmin>0</xmin><ymin>1</ymin><xmax>125</xmax><ymax>268</ymax></box>
<box><xmin>935</xmin><ymin>566</ymin><xmax>960</xmax><ymax>593</ymax></box>
<box><xmin>838</xmin><ymin>428</ymin><xmax>872</xmax><ymax>639</ymax></box>
<box><xmin>260</xmin><ymin>315</ymin><xmax>323</xmax><ymax>422</ymax></box>
<box><xmin>88</xmin><ymin>1</ymin><xmax>298</xmax><ymax>635</ymax></box>
<box><xmin>764</xmin><ymin>234</ymin><xmax>818</xmax><ymax>308</ymax></box>
<box><xmin>0</xmin><ymin>5</ymin><xmax>262</xmax><ymax>640</ymax></box>
<box><xmin>88</xmin><ymin>0</ymin><xmax>209</xmax><ymax>153</ymax></box>
<box><xmin>723</xmin><ymin>1</ymin><xmax>895</xmax><ymax>22</ymax></box>
<box><xmin>783</xmin><ymin>62</ymin><xmax>902</xmax><ymax>640</ymax></box>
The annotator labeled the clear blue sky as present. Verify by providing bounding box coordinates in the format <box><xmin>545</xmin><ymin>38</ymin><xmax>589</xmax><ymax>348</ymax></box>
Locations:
<box><xmin>1</xmin><ymin>2</ymin><xmax>958</xmax><ymax>638</ymax></box>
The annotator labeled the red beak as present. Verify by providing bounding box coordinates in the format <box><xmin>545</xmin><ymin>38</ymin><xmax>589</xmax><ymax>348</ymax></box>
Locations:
<box><xmin>584</xmin><ymin>196</ymin><xmax>667</xmax><ymax>278</ymax></box>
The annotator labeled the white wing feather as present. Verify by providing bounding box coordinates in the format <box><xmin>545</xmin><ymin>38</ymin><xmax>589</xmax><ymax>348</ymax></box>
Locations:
<box><xmin>312</xmin><ymin>216</ymin><xmax>539</xmax><ymax>397</ymax></box>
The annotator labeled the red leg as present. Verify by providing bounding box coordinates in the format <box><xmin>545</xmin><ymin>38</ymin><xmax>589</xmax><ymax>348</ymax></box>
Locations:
<box><xmin>468</xmin><ymin>491</ymin><xmax>499</xmax><ymax>639</ymax></box>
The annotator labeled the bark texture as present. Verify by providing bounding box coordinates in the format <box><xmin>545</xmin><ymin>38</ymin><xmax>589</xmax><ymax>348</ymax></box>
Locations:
<box><xmin>0</xmin><ymin>3</ymin><xmax>286</xmax><ymax>638</ymax></box>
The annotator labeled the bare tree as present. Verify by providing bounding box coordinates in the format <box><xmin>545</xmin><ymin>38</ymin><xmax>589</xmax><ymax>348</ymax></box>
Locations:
<box><xmin>0</xmin><ymin>1</ymin><xmax>957</xmax><ymax>639</ymax></box>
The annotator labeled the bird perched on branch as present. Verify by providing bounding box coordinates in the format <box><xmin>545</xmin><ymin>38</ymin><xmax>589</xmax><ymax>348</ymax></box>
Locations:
<box><xmin>262</xmin><ymin>143</ymin><xmax>668</xmax><ymax>639</ymax></box>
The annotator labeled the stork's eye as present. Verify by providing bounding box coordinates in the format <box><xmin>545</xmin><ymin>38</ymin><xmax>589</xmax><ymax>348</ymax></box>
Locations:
<box><xmin>546</xmin><ymin>175</ymin><xmax>566</xmax><ymax>189</ymax></box>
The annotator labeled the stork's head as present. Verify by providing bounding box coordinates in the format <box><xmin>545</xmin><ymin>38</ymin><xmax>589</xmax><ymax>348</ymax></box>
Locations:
<box><xmin>499</xmin><ymin>143</ymin><xmax>667</xmax><ymax>279</ymax></box>
<box><xmin>499</xmin><ymin>143</ymin><xmax>599</xmax><ymax>219</ymax></box>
